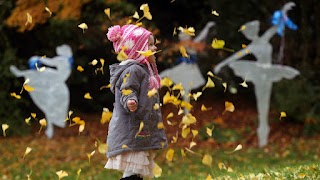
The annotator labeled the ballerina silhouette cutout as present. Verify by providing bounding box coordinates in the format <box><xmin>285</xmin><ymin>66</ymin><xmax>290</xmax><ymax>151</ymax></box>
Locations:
<box><xmin>10</xmin><ymin>44</ymin><xmax>72</xmax><ymax>138</ymax></box>
<box><xmin>214</xmin><ymin>2</ymin><xmax>299</xmax><ymax>147</ymax></box>
<box><xmin>160</xmin><ymin>21</ymin><xmax>215</xmax><ymax>113</ymax></box>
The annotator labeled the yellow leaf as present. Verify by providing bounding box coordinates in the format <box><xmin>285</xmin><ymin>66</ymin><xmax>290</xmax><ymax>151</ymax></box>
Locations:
<box><xmin>76</xmin><ymin>169</ymin><xmax>81</xmax><ymax>180</ymax></box>
<box><xmin>202</xmin><ymin>154</ymin><xmax>213</xmax><ymax>167</ymax></box>
<box><xmin>201</xmin><ymin>104</ymin><xmax>211</xmax><ymax>111</ymax></box>
<box><xmin>135</xmin><ymin>121</ymin><xmax>144</xmax><ymax>138</ymax></box>
<box><xmin>181</xmin><ymin>101</ymin><xmax>193</xmax><ymax>111</ymax></box>
<box><xmin>211</xmin><ymin>10</ymin><xmax>219</xmax><ymax>16</ymax></box>
<box><xmin>178</xmin><ymin>26</ymin><xmax>195</xmax><ymax>36</ymax></box>
<box><xmin>191</xmin><ymin>129</ymin><xmax>198</xmax><ymax>138</ymax></box>
<box><xmin>157</xmin><ymin>122</ymin><xmax>164</xmax><ymax>129</ymax></box>
<box><xmin>181</xmin><ymin>127</ymin><xmax>190</xmax><ymax>138</ymax></box>
<box><xmin>206</xmin><ymin>174</ymin><xmax>213</xmax><ymax>180</ymax></box>
<box><xmin>225</xmin><ymin>144</ymin><xmax>242</xmax><ymax>154</ymax></box>
<box><xmin>206</xmin><ymin>126</ymin><xmax>214</xmax><ymax>137</ymax></box>
<box><xmin>25</xmin><ymin>12</ymin><xmax>32</xmax><ymax>26</ymax></box>
<box><xmin>222</xmin><ymin>82</ymin><xmax>227</xmax><ymax>93</ymax></box>
<box><xmin>121</xmin><ymin>89</ymin><xmax>132</xmax><ymax>95</ymax></box>
<box><xmin>122</xmin><ymin>144</ymin><xmax>128</xmax><ymax>149</ymax></box>
<box><xmin>104</xmin><ymin>8</ymin><xmax>111</xmax><ymax>19</ymax></box>
<box><xmin>166</xmin><ymin>112</ymin><xmax>174</xmax><ymax>119</ymax></box>
<box><xmin>238</xmin><ymin>25</ymin><xmax>246</xmax><ymax>31</ymax></box>
<box><xmin>72</xmin><ymin>117</ymin><xmax>85</xmax><ymax>125</ymax></box>
<box><xmin>153</xmin><ymin>103</ymin><xmax>160</xmax><ymax>110</ymax></box>
<box><xmin>239</xmin><ymin>80</ymin><xmax>248</xmax><ymax>88</ymax></box>
<box><xmin>39</xmin><ymin>118</ymin><xmax>47</xmax><ymax>126</ymax></box>
<box><xmin>23</xmin><ymin>147</ymin><xmax>32</xmax><ymax>159</ymax></box>
<box><xmin>23</xmin><ymin>84</ymin><xmax>35</xmax><ymax>92</ymax></box>
<box><xmin>87</xmin><ymin>150</ymin><xmax>95</xmax><ymax>163</ymax></box>
<box><xmin>181</xmin><ymin>149</ymin><xmax>186</xmax><ymax>157</ymax></box>
<box><xmin>31</xmin><ymin>113</ymin><xmax>36</xmax><ymax>119</ymax></box>
<box><xmin>117</xmin><ymin>49</ymin><xmax>128</xmax><ymax>61</ymax></box>
<box><xmin>178</xmin><ymin>108</ymin><xmax>184</xmax><ymax>115</ymax></box>
<box><xmin>298</xmin><ymin>174</ymin><xmax>306</xmax><ymax>178</ymax></box>
<box><xmin>202</xmin><ymin>77</ymin><xmax>215</xmax><ymax>91</ymax></box>
<box><xmin>147</xmin><ymin>88</ymin><xmax>158</xmax><ymax>98</ymax></box>
<box><xmin>2</xmin><ymin>124</ymin><xmax>9</xmax><ymax>137</ymax></box>
<box><xmin>45</xmin><ymin>7</ymin><xmax>52</xmax><ymax>16</ymax></box>
<box><xmin>79</xmin><ymin>124</ymin><xmax>85</xmax><ymax>133</ymax></box>
<box><xmin>166</xmin><ymin>148</ymin><xmax>174</xmax><ymax>162</ymax></box>
<box><xmin>100</xmin><ymin>108</ymin><xmax>112</xmax><ymax>124</ymax></box>
<box><xmin>140</xmin><ymin>4</ymin><xmax>152</xmax><ymax>20</ymax></box>
<box><xmin>77</xmin><ymin>65</ymin><xmax>84</xmax><ymax>72</ymax></box>
<box><xmin>218</xmin><ymin>162</ymin><xmax>227</xmax><ymax>170</ymax></box>
<box><xmin>89</xmin><ymin>59</ymin><xmax>98</xmax><ymax>66</ymax></box>
<box><xmin>171</xmin><ymin>132</ymin><xmax>178</xmax><ymax>143</ymax></box>
<box><xmin>56</xmin><ymin>170</ymin><xmax>68</xmax><ymax>180</ymax></box>
<box><xmin>84</xmin><ymin>93</ymin><xmax>92</xmax><ymax>99</ymax></box>
<box><xmin>224</xmin><ymin>101</ymin><xmax>235</xmax><ymax>113</ymax></box>
<box><xmin>172</xmin><ymin>83</ymin><xmax>184</xmax><ymax>91</ymax></box>
<box><xmin>137</xmin><ymin>50</ymin><xmax>161</xmax><ymax>57</ymax></box>
<box><xmin>153</xmin><ymin>163</ymin><xmax>162</xmax><ymax>178</ymax></box>
<box><xmin>211</xmin><ymin>38</ymin><xmax>225</xmax><ymax>49</ymax></box>
<box><xmin>25</xmin><ymin>117</ymin><xmax>31</xmax><ymax>125</ymax></box>
<box><xmin>100</xmin><ymin>84</ymin><xmax>111</xmax><ymax>90</ymax></box>
<box><xmin>242</xmin><ymin>44</ymin><xmax>247</xmax><ymax>48</ymax></box>
<box><xmin>78</xmin><ymin>23</ymin><xmax>88</xmax><ymax>33</ymax></box>
<box><xmin>189</xmin><ymin>141</ymin><xmax>196</xmax><ymax>149</ymax></box>
<box><xmin>280</xmin><ymin>111</ymin><xmax>286</xmax><ymax>120</ymax></box>
<box><xmin>192</xmin><ymin>92</ymin><xmax>202</xmax><ymax>101</ymax></box>
<box><xmin>98</xmin><ymin>143</ymin><xmax>108</xmax><ymax>154</ymax></box>
<box><xmin>181</xmin><ymin>113</ymin><xmax>197</xmax><ymax>126</ymax></box>
<box><xmin>179</xmin><ymin>46</ymin><xmax>189</xmax><ymax>58</ymax></box>
<box><xmin>10</xmin><ymin>92</ymin><xmax>21</xmax><ymax>99</ymax></box>
<box><xmin>207</xmin><ymin>71</ymin><xmax>214</xmax><ymax>77</ymax></box>
<box><xmin>133</xmin><ymin>11</ymin><xmax>140</xmax><ymax>19</ymax></box>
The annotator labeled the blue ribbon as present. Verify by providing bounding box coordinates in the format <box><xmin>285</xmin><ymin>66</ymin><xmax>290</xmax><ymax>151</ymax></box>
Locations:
<box><xmin>271</xmin><ymin>10</ymin><xmax>298</xmax><ymax>36</ymax></box>
<box><xmin>29</xmin><ymin>56</ymin><xmax>73</xmax><ymax>69</ymax></box>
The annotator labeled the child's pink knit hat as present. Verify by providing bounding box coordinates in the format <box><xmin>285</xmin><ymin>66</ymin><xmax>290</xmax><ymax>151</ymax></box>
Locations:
<box><xmin>107</xmin><ymin>24</ymin><xmax>161</xmax><ymax>89</ymax></box>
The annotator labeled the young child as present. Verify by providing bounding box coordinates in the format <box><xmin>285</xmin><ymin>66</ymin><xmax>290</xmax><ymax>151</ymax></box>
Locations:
<box><xmin>105</xmin><ymin>24</ymin><xmax>168</xmax><ymax>180</ymax></box>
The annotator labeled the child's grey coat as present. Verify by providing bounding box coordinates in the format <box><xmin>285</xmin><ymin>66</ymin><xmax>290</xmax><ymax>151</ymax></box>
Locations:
<box><xmin>107</xmin><ymin>61</ymin><xmax>168</xmax><ymax>158</ymax></box>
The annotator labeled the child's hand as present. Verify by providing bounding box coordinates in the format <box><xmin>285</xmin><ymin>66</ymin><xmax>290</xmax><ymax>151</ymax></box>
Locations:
<box><xmin>127</xmin><ymin>99</ymin><xmax>137</xmax><ymax>112</ymax></box>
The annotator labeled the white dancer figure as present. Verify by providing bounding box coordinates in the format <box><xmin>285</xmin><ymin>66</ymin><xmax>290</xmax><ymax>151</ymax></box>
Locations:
<box><xmin>214</xmin><ymin>2</ymin><xmax>299</xmax><ymax>147</ymax></box>
<box><xmin>160</xmin><ymin>21</ymin><xmax>215</xmax><ymax>113</ymax></box>
<box><xmin>10</xmin><ymin>44</ymin><xmax>72</xmax><ymax>138</ymax></box>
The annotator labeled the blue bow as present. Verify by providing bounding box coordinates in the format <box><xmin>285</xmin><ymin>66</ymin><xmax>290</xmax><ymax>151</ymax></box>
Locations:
<box><xmin>29</xmin><ymin>56</ymin><xmax>73</xmax><ymax>69</ymax></box>
<box><xmin>271</xmin><ymin>10</ymin><xmax>298</xmax><ymax>36</ymax></box>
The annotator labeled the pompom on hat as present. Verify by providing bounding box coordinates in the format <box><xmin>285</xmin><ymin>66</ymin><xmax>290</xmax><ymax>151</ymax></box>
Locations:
<box><xmin>107</xmin><ymin>24</ymin><xmax>161</xmax><ymax>89</ymax></box>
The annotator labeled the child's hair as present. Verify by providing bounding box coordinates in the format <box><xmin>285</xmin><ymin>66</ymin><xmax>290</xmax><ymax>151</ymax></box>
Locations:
<box><xmin>107</xmin><ymin>24</ymin><xmax>161</xmax><ymax>89</ymax></box>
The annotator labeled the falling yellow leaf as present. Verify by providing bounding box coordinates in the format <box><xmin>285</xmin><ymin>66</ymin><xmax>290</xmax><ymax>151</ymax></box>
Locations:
<box><xmin>179</xmin><ymin>46</ymin><xmax>189</xmax><ymax>58</ymax></box>
<box><xmin>89</xmin><ymin>59</ymin><xmax>98</xmax><ymax>66</ymax></box>
<box><xmin>157</xmin><ymin>122</ymin><xmax>164</xmax><ymax>129</ymax></box>
<box><xmin>137</xmin><ymin>50</ymin><xmax>161</xmax><ymax>57</ymax></box>
<box><xmin>27</xmin><ymin>170</ymin><xmax>32</xmax><ymax>180</ymax></box>
<box><xmin>25</xmin><ymin>117</ymin><xmax>31</xmax><ymax>125</ymax></box>
<box><xmin>135</xmin><ymin>121</ymin><xmax>144</xmax><ymax>138</ymax></box>
<box><xmin>122</xmin><ymin>144</ymin><xmax>128</xmax><ymax>149</ymax></box>
<box><xmin>181</xmin><ymin>126</ymin><xmax>190</xmax><ymax>138</ymax></box>
<box><xmin>242</xmin><ymin>44</ymin><xmax>247</xmax><ymax>48</ymax></box>
<box><xmin>280</xmin><ymin>111</ymin><xmax>286</xmax><ymax>120</ymax></box>
<box><xmin>178</xmin><ymin>108</ymin><xmax>184</xmax><ymax>115</ymax></box>
<box><xmin>100</xmin><ymin>108</ymin><xmax>112</xmax><ymax>124</ymax></box>
<box><xmin>78</xmin><ymin>23</ymin><xmax>88</xmax><ymax>33</ymax></box>
<box><xmin>45</xmin><ymin>7</ymin><xmax>52</xmax><ymax>16</ymax></box>
<box><xmin>104</xmin><ymin>8</ymin><xmax>111</xmax><ymax>19</ymax></box>
<box><xmin>148</xmin><ymin>88</ymin><xmax>158</xmax><ymax>98</ymax></box>
<box><xmin>79</xmin><ymin>124</ymin><xmax>85</xmax><ymax>134</ymax></box>
<box><xmin>117</xmin><ymin>49</ymin><xmax>128</xmax><ymax>61</ymax></box>
<box><xmin>238</xmin><ymin>25</ymin><xmax>246</xmax><ymax>31</ymax></box>
<box><xmin>225</xmin><ymin>144</ymin><xmax>242</xmax><ymax>154</ymax></box>
<box><xmin>98</xmin><ymin>143</ymin><xmax>108</xmax><ymax>154</ymax></box>
<box><xmin>76</xmin><ymin>169</ymin><xmax>81</xmax><ymax>180</ymax></box>
<box><xmin>222</xmin><ymin>82</ymin><xmax>227</xmax><ymax>93</ymax></box>
<box><xmin>153</xmin><ymin>163</ymin><xmax>162</xmax><ymax>178</ymax></box>
<box><xmin>100</xmin><ymin>84</ymin><xmax>111</xmax><ymax>90</ymax></box>
<box><xmin>77</xmin><ymin>65</ymin><xmax>84</xmax><ymax>72</ymax></box>
<box><xmin>181</xmin><ymin>113</ymin><xmax>196</xmax><ymax>126</ymax></box>
<box><xmin>39</xmin><ymin>118</ymin><xmax>47</xmax><ymax>126</ymax></box>
<box><xmin>206</xmin><ymin>126</ymin><xmax>214</xmax><ymax>137</ymax></box>
<box><xmin>206</xmin><ymin>174</ymin><xmax>213</xmax><ymax>180</ymax></box>
<box><xmin>161</xmin><ymin>77</ymin><xmax>173</xmax><ymax>88</ymax></box>
<box><xmin>191</xmin><ymin>129</ymin><xmax>198</xmax><ymax>138</ymax></box>
<box><xmin>56</xmin><ymin>170</ymin><xmax>68</xmax><ymax>180</ymax></box>
<box><xmin>178</xmin><ymin>26</ymin><xmax>195</xmax><ymax>36</ymax></box>
<box><xmin>211</xmin><ymin>38</ymin><xmax>234</xmax><ymax>52</ymax></box>
<box><xmin>25</xmin><ymin>12</ymin><xmax>32</xmax><ymax>26</ymax></box>
<box><xmin>192</xmin><ymin>92</ymin><xmax>202</xmax><ymax>101</ymax></box>
<box><xmin>239</xmin><ymin>80</ymin><xmax>248</xmax><ymax>88</ymax></box>
<box><xmin>10</xmin><ymin>92</ymin><xmax>21</xmax><ymax>99</ymax></box>
<box><xmin>23</xmin><ymin>147</ymin><xmax>32</xmax><ymax>159</ymax></box>
<box><xmin>133</xmin><ymin>11</ymin><xmax>140</xmax><ymax>19</ymax></box>
<box><xmin>87</xmin><ymin>150</ymin><xmax>95</xmax><ymax>163</ymax></box>
<box><xmin>84</xmin><ymin>93</ymin><xmax>92</xmax><ymax>99</ymax></box>
<box><xmin>166</xmin><ymin>112</ymin><xmax>174</xmax><ymax>119</ymax></box>
<box><xmin>153</xmin><ymin>103</ymin><xmax>160</xmax><ymax>110</ymax></box>
<box><xmin>166</xmin><ymin>148</ymin><xmax>174</xmax><ymax>162</ymax></box>
<box><xmin>181</xmin><ymin>149</ymin><xmax>186</xmax><ymax>157</ymax></box>
<box><xmin>140</xmin><ymin>3</ymin><xmax>152</xmax><ymax>20</ymax></box>
<box><xmin>181</xmin><ymin>101</ymin><xmax>193</xmax><ymax>111</ymax></box>
<box><xmin>218</xmin><ymin>162</ymin><xmax>227</xmax><ymax>170</ymax></box>
<box><xmin>202</xmin><ymin>77</ymin><xmax>215</xmax><ymax>91</ymax></box>
<box><xmin>23</xmin><ymin>84</ymin><xmax>35</xmax><ymax>92</ymax></box>
<box><xmin>202</xmin><ymin>154</ymin><xmax>213</xmax><ymax>167</ymax></box>
<box><xmin>189</xmin><ymin>141</ymin><xmax>197</xmax><ymax>149</ymax></box>
<box><xmin>31</xmin><ymin>113</ymin><xmax>36</xmax><ymax>119</ymax></box>
<box><xmin>72</xmin><ymin>117</ymin><xmax>85</xmax><ymax>125</ymax></box>
<box><xmin>224</xmin><ymin>101</ymin><xmax>235</xmax><ymax>113</ymax></box>
<box><xmin>201</xmin><ymin>104</ymin><xmax>211</xmax><ymax>111</ymax></box>
<box><xmin>2</xmin><ymin>124</ymin><xmax>9</xmax><ymax>137</ymax></box>
<box><xmin>207</xmin><ymin>71</ymin><xmax>214</xmax><ymax>77</ymax></box>
<box><xmin>121</xmin><ymin>89</ymin><xmax>132</xmax><ymax>96</ymax></box>
<box><xmin>211</xmin><ymin>10</ymin><xmax>219</xmax><ymax>16</ymax></box>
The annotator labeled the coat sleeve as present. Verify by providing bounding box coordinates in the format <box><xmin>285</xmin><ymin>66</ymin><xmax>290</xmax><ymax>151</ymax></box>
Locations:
<box><xmin>119</xmin><ymin>65</ymin><xmax>142</xmax><ymax>112</ymax></box>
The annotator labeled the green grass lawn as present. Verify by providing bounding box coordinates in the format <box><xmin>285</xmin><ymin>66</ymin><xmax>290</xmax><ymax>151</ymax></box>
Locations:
<box><xmin>1</xmin><ymin>133</ymin><xmax>319</xmax><ymax>180</ymax></box>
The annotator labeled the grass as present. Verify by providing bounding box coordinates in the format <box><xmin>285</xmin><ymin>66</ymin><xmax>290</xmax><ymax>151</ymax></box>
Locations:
<box><xmin>1</xmin><ymin>131</ymin><xmax>319</xmax><ymax>180</ymax></box>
